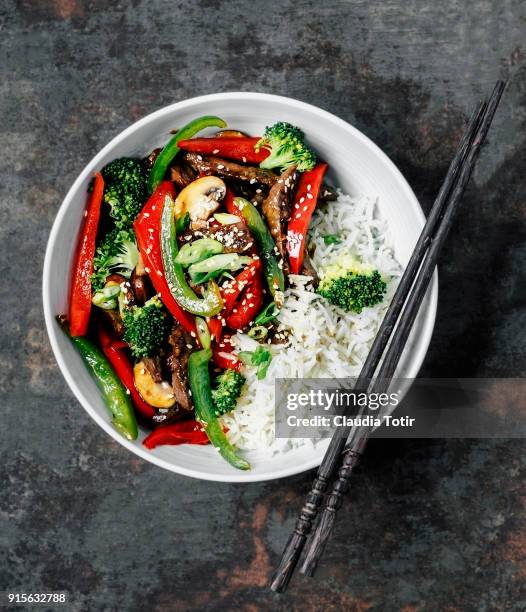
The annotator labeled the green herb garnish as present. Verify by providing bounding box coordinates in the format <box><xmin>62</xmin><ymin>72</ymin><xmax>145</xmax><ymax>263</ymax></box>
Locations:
<box><xmin>238</xmin><ymin>346</ymin><xmax>272</xmax><ymax>380</ymax></box>
<box><xmin>323</xmin><ymin>234</ymin><xmax>342</xmax><ymax>245</ymax></box>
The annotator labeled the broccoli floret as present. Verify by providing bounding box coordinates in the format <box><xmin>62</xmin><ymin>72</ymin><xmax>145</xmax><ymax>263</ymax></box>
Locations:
<box><xmin>255</xmin><ymin>121</ymin><xmax>316</xmax><ymax>173</ymax></box>
<box><xmin>211</xmin><ymin>369</ymin><xmax>246</xmax><ymax>416</ymax></box>
<box><xmin>91</xmin><ymin>227</ymin><xmax>139</xmax><ymax>292</ymax></box>
<box><xmin>123</xmin><ymin>296</ymin><xmax>167</xmax><ymax>358</ymax></box>
<box><xmin>102</xmin><ymin>158</ymin><xmax>147</xmax><ymax>228</ymax></box>
<box><xmin>318</xmin><ymin>254</ymin><xmax>386</xmax><ymax>314</ymax></box>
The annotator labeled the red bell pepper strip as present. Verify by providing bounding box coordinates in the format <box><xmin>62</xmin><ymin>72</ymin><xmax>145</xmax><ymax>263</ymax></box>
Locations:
<box><xmin>286</xmin><ymin>163</ymin><xmax>328</xmax><ymax>274</ymax></box>
<box><xmin>177</xmin><ymin>137</ymin><xmax>268</xmax><ymax>165</ymax></box>
<box><xmin>207</xmin><ymin>318</ymin><xmax>223</xmax><ymax>343</ymax></box>
<box><xmin>226</xmin><ymin>273</ymin><xmax>264</xmax><ymax>330</ymax></box>
<box><xmin>207</xmin><ymin>259</ymin><xmax>262</xmax><ymax>341</ymax></box>
<box><xmin>98</xmin><ymin>325</ymin><xmax>156</xmax><ymax>421</ymax></box>
<box><xmin>69</xmin><ymin>172</ymin><xmax>104</xmax><ymax>336</ymax></box>
<box><xmin>212</xmin><ymin>347</ymin><xmax>244</xmax><ymax>372</ymax></box>
<box><xmin>143</xmin><ymin>420</ymin><xmax>210</xmax><ymax>449</ymax></box>
<box><xmin>224</xmin><ymin>188</ymin><xmax>245</xmax><ymax>219</ymax></box>
<box><xmin>133</xmin><ymin>182</ymin><xmax>196</xmax><ymax>334</ymax></box>
<box><xmin>220</xmin><ymin>259</ymin><xmax>262</xmax><ymax>314</ymax></box>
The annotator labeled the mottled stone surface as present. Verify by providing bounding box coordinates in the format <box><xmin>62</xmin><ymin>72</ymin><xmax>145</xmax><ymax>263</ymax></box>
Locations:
<box><xmin>1</xmin><ymin>1</ymin><xmax>526</xmax><ymax>610</ymax></box>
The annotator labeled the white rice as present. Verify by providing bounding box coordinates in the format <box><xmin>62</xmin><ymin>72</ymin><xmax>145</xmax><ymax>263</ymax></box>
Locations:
<box><xmin>220</xmin><ymin>191</ymin><xmax>401</xmax><ymax>452</ymax></box>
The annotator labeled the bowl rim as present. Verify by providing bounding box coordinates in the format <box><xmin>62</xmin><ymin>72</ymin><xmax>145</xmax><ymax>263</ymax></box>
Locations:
<box><xmin>42</xmin><ymin>91</ymin><xmax>438</xmax><ymax>483</ymax></box>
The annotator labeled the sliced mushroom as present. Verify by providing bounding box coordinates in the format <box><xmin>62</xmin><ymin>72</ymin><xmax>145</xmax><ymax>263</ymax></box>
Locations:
<box><xmin>174</xmin><ymin>176</ymin><xmax>226</xmax><ymax>222</ymax></box>
<box><xmin>133</xmin><ymin>361</ymin><xmax>176</xmax><ymax>409</ymax></box>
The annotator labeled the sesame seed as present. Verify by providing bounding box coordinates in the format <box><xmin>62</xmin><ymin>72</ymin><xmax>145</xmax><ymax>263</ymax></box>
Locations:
<box><xmin>295</xmin><ymin>213</ymin><xmax>301</xmax><ymax>219</ymax></box>
<box><xmin>190</xmin><ymin>331</ymin><xmax>196</xmax><ymax>337</ymax></box>
<box><xmin>213</xmin><ymin>149</ymin><xmax>219</xmax><ymax>154</ymax></box>
<box><xmin>307</xmin><ymin>193</ymin><xmax>313</xmax><ymax>199</ymax></box>
<box><xmin>217</xmin><ymin>164</ymin><xmax>225</xmax><ymax>170</ymax></box>
<box><xmin>144</xmin><ymin>212</ymin><xmax>150</xmax><ymax>218</ymax></box>
<box><xmin>307</xmin><ymin>184</ymin><xmax>312</xmax><ymax>191</ymax></box>
<box><xmin>242</xmin><ymin>156</ymin><xmax>247</xmax><ymax>163</ymax></box>
<box><xmin>303</xmin><ymin>206</ymin><xmax>308</xmax><ymax>212</ymax></box>
<box><xmin>299</xmin><ymin>197</ymin><xmax>305</xmax><ymax>204</ymax></box>
<box><xmin>256</xmin><ymin>188</ymin><xmax>262</xmax><ymax>194</ymax></box>
<box><xmin>144</xmin><ymin>267</ymin><xmax>151</xmax><ymax>273</ymax></box>
<box><xmin>295</xmin><ymin>204</ymin><xmax>300</xmax><ymax>209</ymax></box>
<box><xmin>250</xmin><ymin>178</ymin><xmax>257</xmax><ymax>184</ymax></box>
<box><xmin>186</xmin><ymin>343</ymin><xmax>193</xmax><ymax>349</ymax></box>
<box><xmin>197</xmin><ymin>155</ymin><xmax>202</xmax><ymax>161</ymax></box>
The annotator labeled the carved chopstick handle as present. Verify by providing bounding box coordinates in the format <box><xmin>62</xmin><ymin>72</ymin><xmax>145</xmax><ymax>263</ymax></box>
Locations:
<box><xmin>269</xmin><ymin>472</ymin><xmax>330</xmax><ymax>592</ymax></box>
<box><xmin>300</xmin><ymin>447</ymin><xmax>363</xmax><ymax>576</ymax></box>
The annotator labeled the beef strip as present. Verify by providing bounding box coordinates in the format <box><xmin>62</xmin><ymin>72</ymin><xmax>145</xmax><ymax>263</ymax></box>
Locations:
<box><xmin>170</xmin><ymin>157</ymin><xmax>197</xmax><ymax>189</ymax></box>
<box><xmin>262</xmin><ymin>165</ymin><xmax>299</xmax><ymax>260</ymax></box>
<box><xmin>165</xmin><ymin>324</ymin><xmax>196</xmax><ymax>411</ymax></box>
<box><xmin>319</xmin><ymin>183</ymin><xmax>338</xmax><ymax>202</ymax></box>
<box><xmin>227</xmin><ymin>180</ymin><xmax>268</xmax><ymax>206</ymax></box>
<box><xmin>100</xmin><ymin>309</ymin><xmax>125</xmax><ymax>337</ymax></box>
<box><xmin>209</xmin><ymin>222</ymin><xmax>254</xmax><ymax>252</ymax></box>
<box><xmin>178</xmin><ymin>221</ymin><xmax>254</xmax><ymax>253</ymax></box>
<box><xmin>142</xmin><ymin>148</ymin><xmax>161</xmax><ymax>173</ymax></box>
<box><xmin>142</xmin><ymin>356</ymin><xmax>163</xmax><ymax>383</ymax></box>
<box><xmin>300</xmin><ymin>251</ymin><xmax>319</xmax><ymax>287</ymax></box>
<box><xmin>183</xmin><ymin>152</ymin><xmax>277</xmax><ymax>188</ymax></box>
<box><xmin>152</xmin><ymin>405</ymin><xmax>190</xmax><ymax>426</ymax></box>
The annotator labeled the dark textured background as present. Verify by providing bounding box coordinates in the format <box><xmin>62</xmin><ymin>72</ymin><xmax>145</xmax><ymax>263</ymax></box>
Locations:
<box><xmin>1</xmin><ymin>1</ymin><xmax>526</xmax><ymax>610</ymax></box>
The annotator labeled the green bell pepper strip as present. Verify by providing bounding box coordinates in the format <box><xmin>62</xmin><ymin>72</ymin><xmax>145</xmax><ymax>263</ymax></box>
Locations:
<box><xmin>175</xmin><ymin>237</ymin><xmax>224</xmax><ymax>267</ymax></box>
<box><xmin>188</xmin><ymin>349</ymin><xmax>250</xmax><ymax>470</ymax></box>
<box><xmin>148</xmin><ymin>115</ymin><xmax>227</xmax><ymax>194</ymax></box>
<box><xmin>195</xmin><ymin>317</ymin><xmax>211</xmax><ymax>350</ymax></box>
<box><xmin>188</xmin><ymin>253</ymin><xmax>253</xmax><ymax>282</ymax></box>
<box><xmin>57</xmin><ymin>316</ymin><xmax>138</xmax><ymax>440</ymax></box>
<box><xmin>235</xmin><ymin>197</ymin><xmax>285</xmax><ymax>306</ymax></box>
<box><xmin>160</xmin><ymin>195</ymin><xmax>224</xmax><ymax>317</ymax></box>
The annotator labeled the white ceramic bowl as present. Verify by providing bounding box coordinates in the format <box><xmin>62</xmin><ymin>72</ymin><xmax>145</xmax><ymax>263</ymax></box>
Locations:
<box><xmin>43</xmin><ymin>92</ymin><xmax>437</xmax><ymax>483</ymax></box>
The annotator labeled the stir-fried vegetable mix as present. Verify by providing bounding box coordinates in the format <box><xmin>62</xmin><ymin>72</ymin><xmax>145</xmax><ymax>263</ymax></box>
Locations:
<box><xmin>61</xmin><ymin>117</ymin><xmax>386</xmax><ymax>470</ymax></box>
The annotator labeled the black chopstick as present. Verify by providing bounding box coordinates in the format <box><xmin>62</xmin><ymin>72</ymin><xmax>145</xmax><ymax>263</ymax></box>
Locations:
<box><xmin>270</xmin><ymin>80</ymin><xmax>505</xmax><ymax>593</ymax></box>
<box><xmin>269</xmin><ymin>97</ymin><xmax>485</xmax><ymax>594</ymax></box>
<box><xmin>299</xmin><ymin>80</ymin><xmax>506</xmax><ymax>577</ymax></box>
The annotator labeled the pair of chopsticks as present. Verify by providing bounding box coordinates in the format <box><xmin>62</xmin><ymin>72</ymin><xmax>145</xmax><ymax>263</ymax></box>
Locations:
<box><xmin>270</xmin><ymin>80</ymin><xmax>506</xmax><ymax>592</ymax></box>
